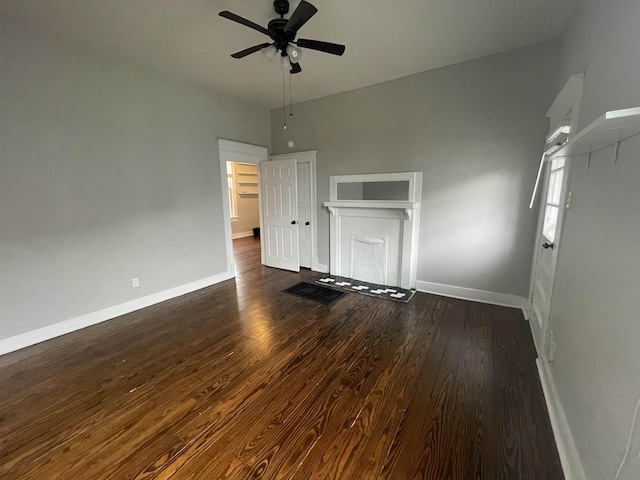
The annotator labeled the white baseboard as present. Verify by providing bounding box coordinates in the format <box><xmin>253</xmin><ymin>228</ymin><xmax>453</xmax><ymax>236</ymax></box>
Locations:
<box><xmin>536</xmin><ymin>357</ymin><xmax>586</xmax><ymax>480</ymax></box>
<box><xmin>232</xmin><ymin>231</ymin><xmax>254</xmax><ymax>239</ymax></box>
<box><xmin>415</xmin><ymin>280</ymin><xmax>528</xmax><ymax>310</ymax></box>
<box><xmin>0</xmin><ymin>270</ymin><xmax>235</xmax><ymax>356</ymax></box>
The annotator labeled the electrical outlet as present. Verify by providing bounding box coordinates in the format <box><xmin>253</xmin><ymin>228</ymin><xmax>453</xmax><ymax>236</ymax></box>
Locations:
<box><xmin>132</xmin><ymin>278</ymin><xmax>140</xmax><ymax>288</ymax></box>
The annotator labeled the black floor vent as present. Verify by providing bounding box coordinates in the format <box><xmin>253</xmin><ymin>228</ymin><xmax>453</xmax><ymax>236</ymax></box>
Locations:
<box><xmin>282</xmin><ymin>282</ymin><xmax>346</xmax><ymax>306</ymax></box>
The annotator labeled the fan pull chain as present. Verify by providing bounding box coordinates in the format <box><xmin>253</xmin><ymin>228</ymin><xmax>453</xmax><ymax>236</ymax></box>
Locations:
<box><xmin>282</xmin><ymin>60</ymin><xmax>287</xmax><ymax>130</ymax></box>
<box><xmin>289</xmin><ymin>71</ymin><xmax>293</xmax><ymax>117</ymax></box>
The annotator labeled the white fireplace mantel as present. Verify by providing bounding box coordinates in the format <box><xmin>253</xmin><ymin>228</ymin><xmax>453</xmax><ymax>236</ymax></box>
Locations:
<box><xmin>324</xmin><ymin>172</ymin><xmax>422</xmax><ymax>289</ymax></box>
<box><xmin>324</xmin><ymin>201</ymin><xmax>418</xmax><ymax>220</ymax></box>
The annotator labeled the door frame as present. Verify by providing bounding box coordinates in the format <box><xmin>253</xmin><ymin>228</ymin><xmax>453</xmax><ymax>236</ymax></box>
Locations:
<box><xmin>269</xmin><ymin>151</ymin><xmax>320</xmax><ymax>272</ymax></box>
<box><xmin>218</xmin><ymin>139</ymin><xmax>268</xmax><ymax>276</ymax></box>
<box><xmin>527</xmin><ymin>157</ymin><xmax>572</xmax><ymax>356</ymax></box>
<box><xmin>527</xmin><ymin>73</ymin><xmax>583</xmax><ymax>358</ymax></box>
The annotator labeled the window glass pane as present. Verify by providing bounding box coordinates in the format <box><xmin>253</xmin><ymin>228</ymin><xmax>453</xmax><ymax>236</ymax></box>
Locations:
<box><xmin>547</xmin><ymin>169</ymin><xmax>564</xmax><ymax>205</ymax></box>
<box><xmin>543</xmin><ymin>205</ymin><xmax>559</xmax><ymax>242</ymax></box>
<box><xmin>551</xmin><ymin>158</ymin><xmax>565</xmax><ymax>170</ymax></box>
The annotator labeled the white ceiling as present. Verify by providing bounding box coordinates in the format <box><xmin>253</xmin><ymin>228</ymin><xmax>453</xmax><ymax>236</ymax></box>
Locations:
<box><xmin>1</xmin><ymin>0</ymin><xmax>578</xmax><ymax>109</ymax></box>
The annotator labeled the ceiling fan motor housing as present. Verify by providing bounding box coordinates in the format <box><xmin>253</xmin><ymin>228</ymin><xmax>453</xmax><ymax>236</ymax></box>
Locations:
<box><xmin>268</xmin><ymin>18</ymin><xmax>295</xmax><ymax>53</ymax></box>
<box><xmin>273</xmin><ymin>0</ymin><xmax>289</xmax><ymax>16</ymax></box>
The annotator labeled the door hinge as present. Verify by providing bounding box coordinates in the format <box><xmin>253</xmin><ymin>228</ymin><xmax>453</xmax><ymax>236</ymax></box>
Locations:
<box><xmin>565</xmin><ymin>190</ymin><xmax>573</xmax><ymax>209</ymax></box>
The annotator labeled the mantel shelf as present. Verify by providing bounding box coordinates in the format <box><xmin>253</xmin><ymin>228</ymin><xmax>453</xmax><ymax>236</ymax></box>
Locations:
<box><xmin>552</xmin><ymin>106</ymin><xmax>640</xmax><ymax>159</ymax></box>
<box><xmin>324</xmin><ymin>200</ymin><xmax>419</xmax><ymax>221</ymax></box>
<box><xmin>324</xmin><ymin>201</ymin><xmax>418</xmax><ymax>209</ymax></box>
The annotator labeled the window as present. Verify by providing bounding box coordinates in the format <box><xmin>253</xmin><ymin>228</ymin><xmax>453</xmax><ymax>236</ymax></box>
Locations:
<box><xmin>226</xmin><ymin>161</ymin><xmax>238</xmax><ymax>219</ymax></box>
<box><xmin>542</xmin><ymin>158</ymin><xmax>565</xmax><ymax>242</ymax></box>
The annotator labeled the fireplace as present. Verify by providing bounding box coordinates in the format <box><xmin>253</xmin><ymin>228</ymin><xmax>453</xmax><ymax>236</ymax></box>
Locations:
<box><xmin>351</xmin><ymin>234</ymin><xmax>387</xmax><ymax>284</ymax></box>
<box><xmin>324</xmin><ymin>172</ymin><xmax>422</xmax><ymax>289</ymax></box>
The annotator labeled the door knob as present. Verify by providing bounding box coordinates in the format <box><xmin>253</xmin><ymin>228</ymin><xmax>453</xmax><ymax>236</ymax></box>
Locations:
<box><xmin>291</xmin><ymin>220</ymin><xmax>298</xmax><ymax>225</ymax></box>
<box><xmin>305</xmin><ymin>221</ymin><xmax>310</xmax><ymax>226</ymax></box>
<box><xmin>543</xmin><ymin>242</ymin><xmax>554</xmax><ymax>249</ymax></box>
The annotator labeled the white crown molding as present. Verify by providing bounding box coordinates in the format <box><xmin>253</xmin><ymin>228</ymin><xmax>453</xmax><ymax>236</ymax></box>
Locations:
<box><xmin>0</xmin><ymin>270</ymin><xmax>234</xmax><ymax>356</ymax></box>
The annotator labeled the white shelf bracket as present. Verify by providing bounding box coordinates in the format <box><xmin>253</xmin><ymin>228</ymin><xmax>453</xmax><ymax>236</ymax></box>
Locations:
<box><xmin>327</xmin><ymin>206</ymin><xmax>336</xmax><ymax>217</ymax></box>
<box><xmin>404</xmin><ymin>208</ymin><xmax>412</xmax><ymax>221</ymax></box>
<box><xmin>614</xmin><ymin>142</ymin><xmax>620</xmax><ymax>165</ymax></box>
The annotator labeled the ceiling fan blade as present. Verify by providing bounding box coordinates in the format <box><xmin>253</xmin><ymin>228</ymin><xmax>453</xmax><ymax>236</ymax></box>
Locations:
<box><xmin>231</xmin><ymin>43</ymin><xmax>273</xmax><ymax>59</ymax></box>
<box><xmin>284</xmin><ymin>1</ymin><xmax>317</xmax><ymax>33</ymax></box>
<box><xmin>290</xmin><ymin>62</ymin><xmax>302</xmax><ymax>74</ymax></box>
<box><xmin>219</xmin><ymin>11</ymin><xmax>270</xmax><ymax>37</ymax></box>
<box><xmin>296</xmin><ymin>39</ymin><xmax>345</xmax><ymax>56</ymax></box>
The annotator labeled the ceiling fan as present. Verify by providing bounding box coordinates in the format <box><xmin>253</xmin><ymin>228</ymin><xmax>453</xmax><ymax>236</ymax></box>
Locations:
<box><xmin>219</xmin><ymin>0</ymin><xmax>346</xmax><ymax>74</ymax></box>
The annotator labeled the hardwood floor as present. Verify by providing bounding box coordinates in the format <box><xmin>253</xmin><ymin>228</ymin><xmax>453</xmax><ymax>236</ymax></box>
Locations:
<box><xmin>0</xmin><ymin>236</ymin><xmax>563</xmax><ymax>479</ymax></box>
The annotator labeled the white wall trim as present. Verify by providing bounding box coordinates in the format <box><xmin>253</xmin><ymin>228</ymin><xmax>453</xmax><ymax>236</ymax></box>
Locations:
<box><xmin>536</xmin><ymin>357</ymin><xmax>586</xmax><ymax>480</ymax></box>
<box><xmin>0</xmin><ymin>270</ymin><xmax>234</xmax><ymax>356</ymax></box>
<box><xmin>415</xmin><ymin>280</ymin><xmax>527</xmax><ymax>309</ymax></box>
<box><xmin>232</xmin><ymin>231</ymin><xmax>254</xmax><ymax>239</ymax></box>
<box><xmin>312</xmin><ymin>262</ymin><xmax>329</xmax><ymax>273</ymax></box>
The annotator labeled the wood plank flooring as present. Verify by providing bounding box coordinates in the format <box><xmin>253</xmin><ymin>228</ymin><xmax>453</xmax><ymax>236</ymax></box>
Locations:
<box><xmin>0</xmin><ymin>237</ymin><xmax>563</xmax><ymax>479</ymax></box>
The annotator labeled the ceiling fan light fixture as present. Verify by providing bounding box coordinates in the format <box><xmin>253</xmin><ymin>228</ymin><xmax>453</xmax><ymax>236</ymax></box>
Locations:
<box><xmin>286</xmin><ymin>45</ymin><xmax>302</xmax><ymax>63</ymax></box>
<box><xmin>261</xmin><ymin>44</ymin><xmax>278</xmax><ymax>61</ymax></box>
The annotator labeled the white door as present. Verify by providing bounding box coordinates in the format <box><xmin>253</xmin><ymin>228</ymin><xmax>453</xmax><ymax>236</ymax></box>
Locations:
<box><xmin>261</xmin><ymin>159</ymin><xmax>300</xmax><ymax>272</ymax></box>
<box><xmin>297</xmin><ymin>162</ymin><xmax>312</xmax><ymax>268</ymax></box>
<box><xmin>530</xmin><ymin>157</ymin><xmax>570</xmax><ymax>354</ymax></box>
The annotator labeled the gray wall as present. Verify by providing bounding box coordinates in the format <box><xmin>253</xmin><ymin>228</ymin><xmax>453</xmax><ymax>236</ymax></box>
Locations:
<box><xmin>271</xmin><ymin>42</ymin><xmax>560</xmax><ymax>296</ymax></box>
<box><xmin>548</xmin><ymin>0</ymin><xmax>640</xmax><ymax>478</ymax></box>
<box><xmin>0</xmin><ymin>15</ymin><xmax>270</xmax><ymax>340</ymax></box>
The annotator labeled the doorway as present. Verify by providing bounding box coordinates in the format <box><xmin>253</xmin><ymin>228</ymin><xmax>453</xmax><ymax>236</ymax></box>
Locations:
<box><xmin>267</xmin><ymin>151</ymin><xmax>318</xmax><ymax>272</ymax></box>
<box><xmin>218</xmin><ymin>140</ymin><xmax>318</xmax><ymax>276</ymax></box>
<box><xmin>218</xmin><ymin>139</ymin><xmax>268</xmax><ymax>276</ymax></box>
<box><xmin>527</xmin><ymin>73</ymin><xmax>583</xmax><ymax>358</ymax></box>
<box><xmin>529</xmin><ymin>157</ymin><xmax>571</xmax><ymax>356</ymax></box>
<box><xmin>226</xmin><ymin>161</ymin><xmax>260</xmax><ymax>241</ymax></box>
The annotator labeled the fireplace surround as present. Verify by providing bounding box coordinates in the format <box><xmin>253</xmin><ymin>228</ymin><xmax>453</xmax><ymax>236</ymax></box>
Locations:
<box><xmin>324</xmin><ymin>172</ymin><xmax>422</xmax><ymax>289</ymax></box>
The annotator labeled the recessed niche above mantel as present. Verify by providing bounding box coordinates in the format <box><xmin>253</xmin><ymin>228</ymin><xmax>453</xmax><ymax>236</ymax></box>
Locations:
<box><xmin>328</xmin><ymin>172</ymin><xmax>422</xmax><ymax>204</ymax></box>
